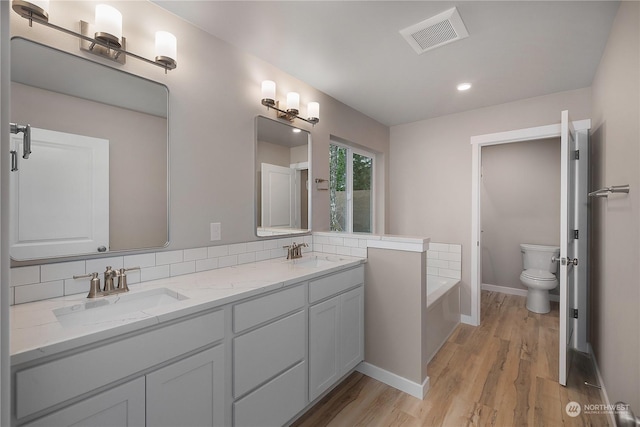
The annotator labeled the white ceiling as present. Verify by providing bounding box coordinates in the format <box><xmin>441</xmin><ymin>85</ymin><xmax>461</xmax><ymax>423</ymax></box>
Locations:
<box><xmin>153</xmin><ymin>1</ymin><xmax>620</xmax><ymax>127</ymax></box>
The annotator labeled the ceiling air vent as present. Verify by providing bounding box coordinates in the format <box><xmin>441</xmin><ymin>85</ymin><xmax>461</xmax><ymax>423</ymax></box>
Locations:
<box><xmin>400</xmin><ymin>7</ymin><xmax>469</xmax><ymax>54</ymax></box>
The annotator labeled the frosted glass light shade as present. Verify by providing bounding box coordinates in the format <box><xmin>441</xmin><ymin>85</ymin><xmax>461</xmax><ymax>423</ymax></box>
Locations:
<box><xmin>307</xmin><ymin>102</ymin><xmax>319</xmax><ymax>120</ymax></box>
<box><xmin>287</xmin><ymin>92</ymin><xmax>300</xmax><ymax>112</ymax></box>
<box><xmin>95</xmin><ymin>4</ymin><xmax>122</xmax><ymax>44</ymax></box>
<box><xmin>261</xmin><ymin>80</ymin><xmax>276</xmax><ymax>102</ymax></box>
<box><xmin>155</xmin><ymin>31</ymin><xmax>177</xmax><ymax>62</ymax></box>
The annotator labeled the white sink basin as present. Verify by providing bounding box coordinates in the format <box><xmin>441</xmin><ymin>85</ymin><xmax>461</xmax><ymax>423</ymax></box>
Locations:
<box><xmin>53</xmin><ymin>288</ymin><xmax>188</xmax><ymax>327</ymax></box>
<box><xmin>291</xmin><ymin>256</ymin><xmax>345</xmax><ymax>268</ymax></box>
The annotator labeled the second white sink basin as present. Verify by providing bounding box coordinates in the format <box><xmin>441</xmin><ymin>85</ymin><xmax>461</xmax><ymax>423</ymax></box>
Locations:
<box><xmin>53</xmin><ymin>287</ymin><xmax>188</xmax><ymax>327</ymax></box>
<box><xmin>291</xmin><ymin>256</ymin><xmax>345</xmax><ymax>268</ymax></box>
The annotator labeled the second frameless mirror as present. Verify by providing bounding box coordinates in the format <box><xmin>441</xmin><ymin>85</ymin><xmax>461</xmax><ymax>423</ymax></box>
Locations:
<box><xmin>255</xmin><ymin>116</ymin><xmax>311</xmax><ymax>237</ymax></box>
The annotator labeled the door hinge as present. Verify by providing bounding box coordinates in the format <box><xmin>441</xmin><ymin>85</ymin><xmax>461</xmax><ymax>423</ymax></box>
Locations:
<box><xmin>574</xmin><ymin>150</ymin><xmax>580</xmax><ymax>160</ymax></box>
<box><xmin>572</xmin><ymin>309</ymin><xmax>579</xmax><ymax>319</ymax></box>
<box><xmin>574</xmin><ymin>230</ymin><xmax>579</xmax><ymax>239</ymax></box>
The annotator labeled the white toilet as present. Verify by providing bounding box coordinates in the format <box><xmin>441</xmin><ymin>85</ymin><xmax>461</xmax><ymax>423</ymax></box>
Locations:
<box><xmin>519</xmin><ymin>243</ymin><xmax>560</xmax><ymax>314</ymax></box>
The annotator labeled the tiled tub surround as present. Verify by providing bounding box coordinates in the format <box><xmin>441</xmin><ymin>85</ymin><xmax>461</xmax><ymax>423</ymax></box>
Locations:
<box><xmin>426</xmin><ymin>242</ymin><xmax>462</xmax><ymax>280</ymax></box>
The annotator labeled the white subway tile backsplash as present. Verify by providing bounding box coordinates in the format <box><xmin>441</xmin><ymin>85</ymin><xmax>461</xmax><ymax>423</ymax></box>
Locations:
<box><xmin>350</xmin><ymin>248</ymin><xmax>367</xmax><ymax>258</ymax></box>
<box><xmin>427</xmin><ymin>267</ymin><xmax>439</xmax><ymax>276</ymax></box>
<box><xmin>449</xmin><ymin>244</ymin><xmax>462</xmax><ymax>254</ymax></box>
<box><xmin>155</xmin><ymin>250</ymin><xmax>183</xmax><ymax>266</ymax></box>
<box><xmin>183</xmin><ymin>247</ymin><xmax>208</xmax><ymax>262</ymax></box>
<box><xmin>41</xmin><ymin>261</ymin><xmax>85</xmax><ymax>282</ymax></box>
<box><xmin>228</xmin><ymin>243</ymin><xmax>247</xmax><ymax>255</ymax></box>
<box><xmin>141</xmin><ymin>265</ymin><xmax>170</xmax><ymax>282</ymax></box>
<box><xmin>313</xmin><ymin>244</ymin><xmax>323</xmax><ymax>252</ymax></box>
<box><xmin>344</xmin><ymin>238</ymin><xmax>359</xmax><ymax>248</ymax></box>
<box><xmin>448</xmin><ymin>261</ymin><xmax>462</xmax><ymax>271</ymax></box>
<box><xmin>86</xmin><ymin>256</ymin><xmax>123</xmax><ymax>274</ymax></box>
<box><xmin>329</xmin><ymin>236</ymin><xmax>344</xmax><ymax>246</ymax></box>
<box><xmin>426</xmin><ymin>250</ymin><xmax>438</xmax><ymax>259</ymax></box>
<box><xmin>208</xmin><ymin>245</ymin><xmax>229</xmax><ymax>258</ymax></box>
<box><xmin>170</xmin><ymin>261</ymin><xmax>196</xmax><ymax>277</ymax></box>
<box><xmin>15</xmin><ymin>280</ymin><xmax>64</xmax><ymax>304</ymax></box>
<box><xmin>439</xmin><ymin>269</ymin><xmax>461</xmax><ymax>280</ymax></box>
<box><xmin>238</xmin><ymin>252</ymin><xmax>256</xmax><ymax>265</ymax></box>
<box><xmin>196</xmin><ymin>257</ymin><xmax>218</xmax><ymax>272</ymax></box>
<box><xmin>254</xmin><ymin>250</ymin><xmax>272</xmax><ymax>262</ymax></box>
<box><xmin>11</xmin><ymin>266</ymin><xmax>40</xmax><ymax>286</ymax></box>
<box><xmin>262</xmin><ymin>239</ymin><xmax>278</xmax><ymax>250</ymax></box>
<box><xmin>64</xmin><ymin>277</ymin><xmax>88</xmax><ymax>296</ymax></box>
<box><xmin>246</xmin><ymin>241</ymin><xmax>264</xmax><ymax>252</ymax></box>
<box><xmin>124</xmin><ymin>253</ymin><xmax>156</xmax><ymax>269</ymax></box>
<box><xmin>322</xmin><ymin>244</ymin><xmax>337</xmax><ymax>254</ymax></box>
<box><xmin>218</xmin><ymin>255</ymin><xmax>238</xmax><ymax>268</ymax></box>
<box><xmin>314</xmin><ymin>235</ymin><xmax>329</xmax><ymax>245</ymax></box>
<box><xmin>336</xmin><ymin>246</ymin><xmax>351</xmax><ymax>256</ymax></box>
<box><xmin>127</xmin><ymin>269</ymin><xmax>141</xmax><ymax>285</ymax></box>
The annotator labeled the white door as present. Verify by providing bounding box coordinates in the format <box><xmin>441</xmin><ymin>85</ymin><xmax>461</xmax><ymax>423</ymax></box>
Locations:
<box><xmin>10</xmin><ymin>128</ymin><xmax>109</xmax><ymax>259</ymax></box>
<box><xmin>261</xmin><ymin>162</ymin><xmax>296</xmax><ymax>228</ymax></box>
<box><xmin>559</xmin><ymin>110</ymin><xmax>578</xmax><ymax>386</ymax></box>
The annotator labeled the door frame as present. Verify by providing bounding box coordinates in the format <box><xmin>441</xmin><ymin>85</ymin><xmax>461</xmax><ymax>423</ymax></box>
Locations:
<box><xmin>469</xmin><ymin>119</ymin><xmax>591</xmax><ymax>327</ymax></box>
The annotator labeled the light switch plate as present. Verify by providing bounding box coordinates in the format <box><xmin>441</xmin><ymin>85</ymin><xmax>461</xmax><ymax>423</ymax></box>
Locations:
<box><xmin>210</xmin><ymin>223</ymin><xmax>221</xmax><ymax>241</ymax></box>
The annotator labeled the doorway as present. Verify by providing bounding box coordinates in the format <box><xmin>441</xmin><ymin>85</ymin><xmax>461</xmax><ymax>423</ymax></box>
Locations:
<box><xmin>470</xmin><ymin>116</ymin><xmax>591</xmax><ymax>384</ymax></box>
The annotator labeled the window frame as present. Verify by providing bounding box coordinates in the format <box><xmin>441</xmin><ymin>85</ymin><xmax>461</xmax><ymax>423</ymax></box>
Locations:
<box><xmin>329</xmin><ymin>141</ymin><xmax>376</xmax><ymax>234</ymax></box>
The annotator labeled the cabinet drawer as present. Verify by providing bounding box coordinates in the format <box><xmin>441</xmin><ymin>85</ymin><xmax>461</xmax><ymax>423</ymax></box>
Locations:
<box><xmin>233</xmin><ymin>310</ymin><xmax>305</xmax><ymax>398</ymax></box>
<box><xmin>309</xmin><ymin>266</ymin><xmax>364</xmax><ymax>303</ymax></box>
<box><xmin>233</xmin><ymin>361</ymin><xmax>307</xmax><ymax>427</ymax></box>
<box><xmin>16</xmin><ymin>310</ymin><xmax>224</xmax><ymax>420</ymax></box>
<box><xmin>233</xmin><ymin>284</ymin><xmax>304</xmax><ymax>333</ymax></box>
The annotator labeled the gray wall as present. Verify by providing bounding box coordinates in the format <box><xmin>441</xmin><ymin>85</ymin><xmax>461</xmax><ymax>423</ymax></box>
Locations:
<box><xmin>389</xmin><ymin>87</ymin><xmax>591</xmax><ymax>315</ymax></box>
<box><xmin>590</xmin><ymin>1</ymin><xmax>639</xmax><ymax>412</ymax></box>
<box><xmin>9</xmin><ymin>0</ymin><xmax>389</xmax><ymax>255</ymax></box>
<box><xmin>481</xmin><ymin>138</ymin><xmax>561</xmax><ymax>290</ymax></box>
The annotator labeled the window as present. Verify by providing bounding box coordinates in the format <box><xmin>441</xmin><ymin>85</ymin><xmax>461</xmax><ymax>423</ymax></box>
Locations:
<box><xmin>329</xmin><ymin>142</ymin><xmax>374</xmax><ymax>233</ymax></box>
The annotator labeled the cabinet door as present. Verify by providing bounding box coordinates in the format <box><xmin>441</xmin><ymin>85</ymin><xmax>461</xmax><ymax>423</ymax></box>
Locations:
<box><xmin>146</xmin><ymin>345</ymin><xmax>225</xmax><ymax>427</ymax></box>
<box><xmin>309</xmin><ymin>296</ymin><xmax>340</xmax><ymax>401</ymax></box>
<box><xmin>23</xmin><ymin>377</ymin><xmax>145</xmax><ymax>427</ymax></box>
<box><xmin>340</xmin><ymin>286</ymin><xmax>364</xmax><ymax>375</ymax></box>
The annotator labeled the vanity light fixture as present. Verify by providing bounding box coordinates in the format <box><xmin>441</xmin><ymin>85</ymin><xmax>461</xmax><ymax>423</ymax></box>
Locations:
<box><xmin>11</xmin><ymin>0</ymin><xmax>178</xmax><ymax>73</ymax></box>
<box><xmin>261</xmin><ymin>80</ymin><xmax>320</xmax><ymax>126</ymax></box>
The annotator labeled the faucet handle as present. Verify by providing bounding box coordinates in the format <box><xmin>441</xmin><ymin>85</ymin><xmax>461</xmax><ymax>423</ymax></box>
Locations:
<box><xmin>73</xmin><ymin>272</ymin><xmax>101</xmax><ymax>298</ymax></box>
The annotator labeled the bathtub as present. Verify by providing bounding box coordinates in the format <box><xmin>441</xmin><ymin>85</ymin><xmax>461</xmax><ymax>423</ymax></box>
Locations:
<box><xmin>426</xmin><ymin>275</ymin><xmax>460</xmax><ymax>363</ymax></box>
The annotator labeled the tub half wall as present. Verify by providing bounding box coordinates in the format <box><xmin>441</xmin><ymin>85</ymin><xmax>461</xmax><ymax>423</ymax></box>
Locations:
<box><xmin>426</xmin><ymin>275</ymin><xmax>460</xmax><ymax>364</ymax></box>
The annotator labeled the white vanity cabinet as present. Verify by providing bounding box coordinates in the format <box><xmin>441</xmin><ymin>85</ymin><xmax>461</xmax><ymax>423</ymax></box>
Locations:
<box><xmin>13</xmin><ymin>309</ymin><xmax>225</xmax><ymax>427</ymax></box>
<box><xmin>232</xmin><ymin>284</ymin><xmax>307</xmax><ymax>426</ymax></box>
<box><xmin>146</xmin><ymin>345</ymin><xmax>225</xmax><ymax>427</ymax></box>
<box><xmin>309</xmin><ymin>268</ymin><xmax>364</xmax><ymax>401</ymax></box>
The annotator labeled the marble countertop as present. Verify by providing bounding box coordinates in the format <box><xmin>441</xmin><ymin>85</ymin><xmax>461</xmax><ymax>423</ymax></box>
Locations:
<box><xmin>11</xmin><ymin>253</ymin><xmax>365</xmax><ymax>366</ymax></box>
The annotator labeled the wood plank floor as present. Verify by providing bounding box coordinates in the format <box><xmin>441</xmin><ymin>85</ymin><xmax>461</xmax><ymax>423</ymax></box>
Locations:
<box><xmin>293</xmin><ymin>291</ymin><xmax>609</xmax><ymax>427</ymax></box>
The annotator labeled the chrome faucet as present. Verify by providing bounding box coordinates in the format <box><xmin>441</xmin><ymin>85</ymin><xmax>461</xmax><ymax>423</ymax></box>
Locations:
<box><xmin>283</xmin><ymin>242</ymin><xmax>309</xmax><ymax>260</ymax></box>
<box><xmin>74</xmin><ymin>266</ymin><xmax>140</xmax><ymax>298</ymax></box>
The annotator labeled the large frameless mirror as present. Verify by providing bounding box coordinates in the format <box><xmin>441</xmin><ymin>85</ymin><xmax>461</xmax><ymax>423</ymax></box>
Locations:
<box><xmin>10</xmin><ymin>37</ymin><xmax>169</xmax><ymax>261</ymax></box>
<box><xmin>255</xmin><ymin>116</ymin><xmax>311</xmax><ymax>237</ymax></box>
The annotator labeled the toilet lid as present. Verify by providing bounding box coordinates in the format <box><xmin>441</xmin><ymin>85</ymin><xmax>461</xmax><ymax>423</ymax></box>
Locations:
<box><xmin>521</xmin><ymin>269</ymin><xmax>556</xmax><ymax>281</ymax></box>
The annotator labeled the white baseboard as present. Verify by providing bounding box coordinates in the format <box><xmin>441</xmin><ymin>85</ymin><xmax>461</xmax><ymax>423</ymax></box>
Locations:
<box><xmin>460</xmin><ymin>314</ymin><xmax>475</xmax><ymax>325</ymax></box>
<box><xmin>481</xmin><ymin>283</ymin><xmax>560</xmax><ymax>302</ymax></box>
<box><xmin>356</xmin><ymin>362</ymin><xmax>429</xmax><ymax>400</ymax></box>
<box><xmin>587</xmin><ymin>343</ymin><xmax>616</xmax><ymax>427</ymax></box>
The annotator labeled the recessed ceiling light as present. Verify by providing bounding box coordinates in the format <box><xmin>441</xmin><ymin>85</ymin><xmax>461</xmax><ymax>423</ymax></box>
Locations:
<box><xmin>457</xmin><ymin>82</ymin><xmax>472</xmax><ymax>91</ymax></box>
<box><xmin>292</xmin><ymin>128</ymin><xmax>302</xmax><ymax>133</ymax></box>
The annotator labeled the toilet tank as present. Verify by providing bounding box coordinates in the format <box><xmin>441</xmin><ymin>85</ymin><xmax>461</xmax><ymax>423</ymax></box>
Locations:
<box><xmin>520</xmin><ymin>244</ymin><xmax>560</xmax><ymax>272</ymax></box>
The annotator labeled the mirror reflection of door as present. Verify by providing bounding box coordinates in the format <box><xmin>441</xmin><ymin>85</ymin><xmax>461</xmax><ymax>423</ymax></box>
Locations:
<box><xmin>10</xmin><ymin>128</ymin><xmax>109</xmax><ymax>260</ymax></box>
<box><xmin>255</xmin><ymin>116</ymin><xmax>310</xmax><ymax>237</ymax></box>
<box><xmin>261</xmin><ymin>163</ymin><xmax>296</xmax><ymax>228</ymax></box>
